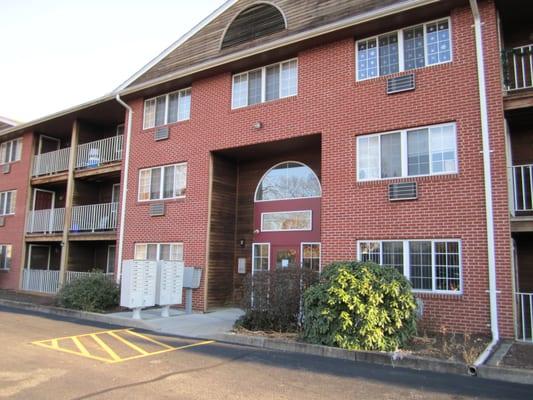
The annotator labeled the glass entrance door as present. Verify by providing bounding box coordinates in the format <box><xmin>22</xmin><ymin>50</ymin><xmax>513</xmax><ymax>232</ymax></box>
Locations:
<box><xmin>273</xmin><ymin>246</ymin><xmax>298</xmax><ymax>269</ymax></box>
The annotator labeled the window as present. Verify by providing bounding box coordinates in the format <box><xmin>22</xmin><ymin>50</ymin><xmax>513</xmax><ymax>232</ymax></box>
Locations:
<box><xmin>0</xmin><ymin>138</ymin><xmax>22</xmax><ymax>164</ymax></box>
<box><xmin>0</xmin><ymin>245</ymin><xmax>12</xmax><ymax>270</ymax></box>
<box><xmin>356</xmin><ymin>18</ymin><xmax>451</xmax><ymax>80</ymax></box>
<box><xmin>358</xmin><ymin>240</ymin><xmax>461</xmax><ymax>293</ymax></box>
<box><xmin>232</xmin><ymin>59</ymin><xmax>297</xmax><ymax>109</ymax></box>
<box><xmin>134</xmin><ymin>243</ymin><xmax>183</xmax><ymax>262</ymax></box>
<box><xmin>0</xmin><ymin>190</ymin><xmax>16</xmax><ymax>216</ymax></box>
<box><xmin>301</xmin><ymin>243</ymin><xmax>320</xmax><ymax>271</ymax></box>
<box><xmin>252</xmin><ymin>243</ymin><xmax>270</xmax><ymax>272</ymax></box>
<box><xmin>261</xmin><ymin>210</ymin><xmax>312</xmax><ymax>232</ymax></box>
<box><xmin>255</xmin><ymin>162</ymin><xmax>321</xmax><ymax>201</ymax></box>
<box><xmin>138</xmin><ymin>163</ymin><xmax>187</xmax><ymax>201</ymax></box>
<box><xmin>143</xmin><ymin>88</ymin><xmax>191</xmax><ymax>129</ymax></box>
<box><xmin>356</xmin><ymin>123</ymin><xmax>457</xmax><ymax>181</ymax></box>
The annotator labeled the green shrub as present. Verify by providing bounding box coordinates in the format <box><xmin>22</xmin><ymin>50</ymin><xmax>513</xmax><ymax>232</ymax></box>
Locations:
<box><xmin>302</xmin><ymin>261</ymin><xmax>417</xmax><ymax>351</ymax></box>
<box><xmin>236</xmin><ymin>267</ymin><xmax>319</xmax><ymax>332</ymax></box>
<box><xmin>57</xmin><ymin>272</ymin><xmax>119</xmax><ymax>312</ymax></box>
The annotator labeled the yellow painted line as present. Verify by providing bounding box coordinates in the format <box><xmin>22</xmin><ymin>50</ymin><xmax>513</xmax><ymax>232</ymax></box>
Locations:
<box><xmin>71</xmin><ymin>336</ymin><xmax>91</xmax><ymax>357</ymax></box>
<box><xmin>90</xmin><ymin>334</ymin><xmax>122</xmax><ymax>362</ymax></box>
<box><xmin>32</xmin><ymin>341</ymin><xmax>114</xmax><ymax>363</ymax></box>
<box><xmin>32</xmin><ymin>329</ymin><xmax>130</xmax><ymax>344</ymax></box>
<box><xmin>50</xmin><ymin>339</ymin><xmax>59</xmax><ymax>349</ymax></box>
<box><xmin>108</xmin><ymin>340</ymin><xmax>216</xmax><ymax>364</ymax></box>
<box><xmin>107</xmin><ymin>331</ymin><xmax>149</xmax><ymax>355</ymax></box>
<box><xmin>124</xmin><ymin>330</ymin><xmax>175</xmax><ymax>350</ymax></box>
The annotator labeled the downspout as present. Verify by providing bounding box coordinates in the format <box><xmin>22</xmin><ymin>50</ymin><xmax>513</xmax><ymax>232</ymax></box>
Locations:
<box><xmin>115</xmin><ymin>94</ymin><xmax>133</xmax><ymax>284</ymax></box>
<box><xmin>468</xmin><ymin>0</ymin><xmax>499</xmax><ymax>375</ymax></box>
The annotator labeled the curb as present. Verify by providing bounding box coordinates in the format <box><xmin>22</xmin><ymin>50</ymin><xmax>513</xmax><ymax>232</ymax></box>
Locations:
<box><xmin>2</xmin><ymin>298</ymin><xmax>532</xmax><ymax>385</ymax></box>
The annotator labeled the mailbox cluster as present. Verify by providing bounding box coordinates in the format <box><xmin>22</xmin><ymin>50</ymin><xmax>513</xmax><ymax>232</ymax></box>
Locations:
<box><xmin>120</xmin><ymin>259</ymin><xmax>184</xmax><ymax>319</ymax></box>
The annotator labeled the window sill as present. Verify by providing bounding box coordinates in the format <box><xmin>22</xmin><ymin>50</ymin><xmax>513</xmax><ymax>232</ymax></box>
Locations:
<box><xmin>355</xmin><ymin>61</ymin><xmax>453</xmax><ymax>85</ymax></box>
<box><xmin>0</xmin><ymin>269</ymin><xmax>10</xmax><ymax>273</ymax></box>
<box><xmin>142</xmin><ymin>119</ymin><xmax>190</xmax><ymax>132</ymax></box>
<box><xmin>355</xmin><ymin>172</ymin><xmax>459</xmax><ymax>187</ymax></box>
<box><xmin>415</xmin><ymin>291</ymin><xmax>463</xmax><ymax>300</ymax></box>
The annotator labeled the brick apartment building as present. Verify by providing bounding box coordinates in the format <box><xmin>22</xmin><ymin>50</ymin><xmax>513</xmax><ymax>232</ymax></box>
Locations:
<box><xmin>0</xmin><ymin>0</ymin><xmax>532</xmax><ymax>341</ymax></box>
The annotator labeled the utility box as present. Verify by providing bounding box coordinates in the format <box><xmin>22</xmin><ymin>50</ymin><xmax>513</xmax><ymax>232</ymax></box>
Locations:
<box><xmin>155</xmin><ymin>261</ymin><xmax>185</xmax><ymax>306</ymax></box>
<box><xmin>120</xmin><ymin>260</ymin><xmax>157</xmax><ymax>310</ymax></box>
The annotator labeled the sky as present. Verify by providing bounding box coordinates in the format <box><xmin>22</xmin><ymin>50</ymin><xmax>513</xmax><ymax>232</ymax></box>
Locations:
<box><xmin>0</xmin><ymin>0</ymin><xmax>226</xmax><ymax>123</ymax></box>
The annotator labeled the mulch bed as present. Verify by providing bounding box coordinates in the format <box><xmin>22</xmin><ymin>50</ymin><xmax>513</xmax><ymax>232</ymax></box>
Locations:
<box><xmin>501</xmin><ymin>343</ymin><xmax>533</xmax><ymax>369</ymax></box>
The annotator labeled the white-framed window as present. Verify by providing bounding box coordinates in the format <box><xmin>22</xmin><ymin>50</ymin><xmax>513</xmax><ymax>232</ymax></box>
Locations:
<box><xmin>301</xmin><ymin>243</ymin><xmax>321</xmax><ymax>271</ymax></box>
<box><xmin>106</xmin><ymin>245</ymin><xmax>116</xmax><ymax>274</ymax></box>
<box><xmin>358</xmin><ymin>239</ymin><xmax>462</xmax><ymax>293</ymax></box>
<box><xmin>232</xmin><ymin>59</ymin><xmax>297</xmax><ymax>109</ymax></box>
<box><xmin>138</xmin><ymin>163</ymin><xmax>187</xmax><ymax>201</ymax></box>
<box><xmin>134</xmin><ymin>243</ymin><xmax>184</xmax><ymax>262</ymax></box>
<box><xmin>356</xmin><ymin>122</ymin><xmax>457</xmax><ymax>181</ymax></box>
<box><xmin>0</xmin><ymin>244</ymin><xmax>12</xmax><ymax>270</ymax></box>
<box><xmin>356</xmin><ymin>18</ymin><xmax>452</xmax><ymax>81</ymax></box>
<box><xmin>0</xmin><ymin>190</ymin><xmax>16</xmax><ymax>216</ymax></box>
<box><xmin>252</xmin><ymin>243</ymin><xmax>270</xmax><ymax>272</ymax></box>
<box><xmin>143</xmin><ymin>88</ymin><xmax>191</xmax><ymax>129</ymax></box>
<box><xmin>261</xmin><ymin>210</ymin><xmax>312</xmax><ymax>232</ymax></box>
<box><xmin>0</xmin><ymin>138</ymin><xmax>22</xmax><ymax>164</ymax></box>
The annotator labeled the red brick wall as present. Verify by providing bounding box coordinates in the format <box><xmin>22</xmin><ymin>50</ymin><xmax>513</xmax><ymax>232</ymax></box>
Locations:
<box><xmin>121</xmin><ymin>1</ymin><xmax>514</xmax><ymax>336</ymax></box>
<box><xmin>0</xmin><ymin>131</ymin><xmax>33</xmax><ymax>289</ymax></box>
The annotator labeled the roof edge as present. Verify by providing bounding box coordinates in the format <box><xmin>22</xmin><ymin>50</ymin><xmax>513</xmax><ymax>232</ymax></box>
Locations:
<box><xmin>114</xmin><ymin>0</ymin><xmax>239</xmax><ymax>91</ymax></box>
<box><xmin>119</xmin><ymin>0</ymin><xmax>440</xmax><ymax>96</ymax></box>
<box><xmin>0</xmin><ymin>116</ymin><xmax>21</xmax><ymax>127</ymax></box>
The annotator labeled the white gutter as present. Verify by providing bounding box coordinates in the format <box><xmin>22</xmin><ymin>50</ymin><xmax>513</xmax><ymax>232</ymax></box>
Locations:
<box><xmin>469</xmin><ymin>0</ymin><xmax>499</xmax><ymax>374</ymax></box>
<box><xmin>114</xmin><ymin>94</ymin><xmax>133</xmax><ymax>284</ymax></box>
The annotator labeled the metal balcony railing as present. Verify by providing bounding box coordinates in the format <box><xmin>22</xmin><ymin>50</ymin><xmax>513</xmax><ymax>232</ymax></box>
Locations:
<box><xmin>26</xmin><ymin>208</ymin><xmax>66</xmax><ymax>233</ymax></box>
<box><xmin>76</xmin><ymin>135</ymin><xmax>123</xmax><ymax>169</ymax></box>
<box><xmin>516</xmin><ymin>292</ymin><xmax>533</xmax><ymax>342</ymax></box>
<box><xmin>32</xmin><ymin>148</ymin><xmax>71</xmax><ymax>177</ymax></box>
<box><xmin>502</xmin><ymin>44</ymin><xmax>533</xmax><ymax>91</ymax></box>
<box><xmin>71</xmin><ymin>202</ymin><xmax>118</xmax><ymax>232</ymax></box>
<box><xmin>512</xmin><ymin>164</ymin><xmax>533</xmax><ymax>213</ymax></box>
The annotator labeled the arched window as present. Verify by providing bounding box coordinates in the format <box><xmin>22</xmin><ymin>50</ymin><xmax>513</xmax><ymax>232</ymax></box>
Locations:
<box><xmin>255</xmin><ymin>162</ymin><xmax>321</xmax><ymax>201</ymax></box>
<box><xmin>222</xmin><ymin>3</ymin><xmax>286</xmax><ymax>49</ymax></box>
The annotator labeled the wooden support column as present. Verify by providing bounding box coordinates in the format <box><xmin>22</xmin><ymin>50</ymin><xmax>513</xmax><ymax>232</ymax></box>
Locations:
<box><xmin>58</xmin><ymin>120</ymin><xmax>79</xmax><ymax>284</ymax></box>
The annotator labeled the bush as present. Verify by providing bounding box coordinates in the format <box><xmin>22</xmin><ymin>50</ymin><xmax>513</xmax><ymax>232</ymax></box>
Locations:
<box><xmin>57</xmin><ymin>272</ymin><xmax>119</xmax><ymax>312</ymax></box>
<box><xmin>302</xmin><ymin>261</ymin><xmax>417</xmax><ymax>351</ymax></box>
<box><xmin>236</xmin><ymin>267</ymin><xmax>319</xmax><ymax>332</ymax></box>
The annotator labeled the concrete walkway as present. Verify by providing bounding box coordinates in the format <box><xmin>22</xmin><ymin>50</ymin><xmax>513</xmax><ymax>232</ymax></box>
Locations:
<box><xmin>108</xmin><ymin>307</ymin><xmax>244</xmax><ymax>340</ymax></box>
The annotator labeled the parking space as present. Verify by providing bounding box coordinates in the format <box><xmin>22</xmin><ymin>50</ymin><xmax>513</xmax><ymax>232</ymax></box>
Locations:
<box><xmin>32</xmin><ymin>328</ymin><xmax>214</xmax><ymax>364</ymax></box>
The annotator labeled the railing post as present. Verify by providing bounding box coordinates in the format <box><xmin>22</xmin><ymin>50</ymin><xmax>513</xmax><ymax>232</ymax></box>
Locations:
<box><xmin>59</xmin><ymin>120</ymin><xmax>79</xmax><ymax>285</ymax></box>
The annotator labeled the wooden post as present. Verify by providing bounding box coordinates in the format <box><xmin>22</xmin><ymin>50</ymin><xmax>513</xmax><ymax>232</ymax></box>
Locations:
<box><xmin>58</xmin><ymin>120</ymin><xmax>79</xmax><ymax>285</ymax></box>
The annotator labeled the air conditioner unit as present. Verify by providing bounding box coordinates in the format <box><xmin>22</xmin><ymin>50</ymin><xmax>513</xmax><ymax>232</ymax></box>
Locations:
<box><xmin>387</xmin><ymin>73</ymin><xmax>415</xmax><ymax>94</ymax></box>
<box><xmin>2</xmin><ymin>164</ymin><xmax>10</xmax><ymax>174</ymax></box>
<box><xmin>0</xmin><ymin>216</ymin><xmax>5</xmax><ymax>227</ymax></box>
<box><xmin>154</xmin><ymin>127</ymin><xmax>169</xmax><ymax>141</ymax></box>
<box><xmin>149</xmin><ymin>203</ymin><xmax>165</xmax><ymax>216</ymax></box>
<box><xmin>389</xmin><ymin>182</ymin><xmax>417</xmax><ymax>201</ymax></box>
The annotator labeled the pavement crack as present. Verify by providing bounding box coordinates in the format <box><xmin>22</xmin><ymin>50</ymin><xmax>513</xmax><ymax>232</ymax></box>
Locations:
<box><xmin>70</xmin><ymin>351</ymin><xmax>254</xmax><ymax>400</ymax></box>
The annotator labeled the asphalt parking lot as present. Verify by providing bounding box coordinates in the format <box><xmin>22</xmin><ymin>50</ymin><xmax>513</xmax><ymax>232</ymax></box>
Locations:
<box><xmin>0</xmin><ymin>305</ymin><xmax>531</xmax><ymax>400</ymax></box>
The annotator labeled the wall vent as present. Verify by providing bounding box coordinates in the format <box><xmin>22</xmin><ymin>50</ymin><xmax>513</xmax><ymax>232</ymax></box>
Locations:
<box><xmin>387</xmin><ymin>74</ymin><xmax>415</xmax><ymax>94</ymax></box>
<box><xmin>0</xmin><ymin>216</ymin><xmax>5</xmax><ymax>227</ymax></box>
<box><xmin>389</xmin><ymin>182</ymin><xmax>417</xmax><ymax>201</ymax></box>
<box><xmin>149</xmin><ymin>203</ymin><xmax>165</xmax><ymax>216</ymax></box>
<box><xmin>2</xmin><ymin>164</ymin><xmax>10</xmax><ymax>174</ymax></box>
<box><xmin>154</xmin><ymin>127</ymin><xmax>169</xmax><ymax>141</ymax></box>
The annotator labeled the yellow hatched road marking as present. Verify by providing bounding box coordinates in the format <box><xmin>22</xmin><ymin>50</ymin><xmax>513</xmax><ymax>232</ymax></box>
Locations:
<box><xmin>32</xmin><ymin>328</ymin><xmax>131</xmax><ymax>344</ymax></box>
<box><xmin>90</xmin><ymin>334</ymin><xmax>122</xmax><ymax>361</ymax></box>
<box><xmin>71</xmin><ymin>336</ymin><xmax>91</xmax><ymax>357</ymax></box>
<box><xmin>50</xmin><ymin>339</ymin><xmax>59</xmax><ymax>349</ymax></box>
<box><xmin>124</xmin><ymin>329</ymin><xmax>175</xmax><ymax>349</ymax></box>
<box><xmin>33</xmin><ymin>341</ymin><xmax>115</xmax><ymax>363</ymax></box>
<box><xmin>107</xmin><ymin>331</ymin><xmax>149</xmax><ymax>355</ymax></box>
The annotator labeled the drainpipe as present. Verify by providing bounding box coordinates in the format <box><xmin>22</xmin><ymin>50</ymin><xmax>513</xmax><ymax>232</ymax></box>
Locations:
<box><xmin>115</xmin><ymin>93</ymin><xmax>133</xmax><ymax>284</ymax></box>
<box><xmin>468</xmin><ymin>0</ymin><xmax>499</xmax><ymax>375</ymax></box>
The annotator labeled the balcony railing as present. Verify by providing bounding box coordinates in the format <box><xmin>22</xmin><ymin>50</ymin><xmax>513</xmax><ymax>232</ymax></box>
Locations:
<box><xmin>26</xmin><ymin>208</ymin><xmax>66</xmax><ymax>234</ymax></box>
<box><xmin>517</xmin><ymin>292</ymin><xmax>533</xmax><ymax>342</ymax></box>
<box><xmin>512</xmin><ymin>164</ymin><xmax>533</xmax><ymax>213</ymax></box>
<box><xmin>71</xmin><ymin>202</ymin><xmax>118</xmax><ymax>232</ymax></box>
<box><xmin>21</xmin><ymin>269</ymin><xmax>114</xmax><ymax>294</ymax></box>
<box><xmin>32</xmin><ymin>147</ymin><xmax>71</xmax><ymax>177</ymax></box>
<box><xmin>502</xmin><ymin>44</ymin><xmax>533</xmax><ymax>91</ymax></box>
<box><xmin>76</xmin><ymin>135</ymin><xmax>123</xmax><ymax>170</ymax></box>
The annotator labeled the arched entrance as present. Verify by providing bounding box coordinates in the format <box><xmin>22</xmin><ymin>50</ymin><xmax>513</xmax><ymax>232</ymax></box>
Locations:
<box><xmin>252</xmin><ymin>161</ymin><xmax>321</xmax><ymax>272</ymax></box>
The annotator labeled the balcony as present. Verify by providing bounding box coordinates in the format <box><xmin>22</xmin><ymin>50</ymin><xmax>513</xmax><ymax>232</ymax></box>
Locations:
<box><xmin>502</xmin><ymin>44</ymin><xmax>533</xmax><ymax>92</ymax></box>
<box><xmin>26</xmin><ymin>208</ymin><xmax>66</xmax><ymax>234</ymax></box>
<box><xmin>32</xmin><ymin>148</ymin><xmax>70</xmax><ymax>177</ymax></box>
<box><xmin>71</xmin><ymin>202</ymin><xmax>118</xmax><ymax>232</ymax></box>
<box><xmin>512</xmin><ymin>164</ymin><xmax>533</xmax><ymax>214</ymax></box>
<box><xmin>76</xmin><ymin>135</ymin><xmax>123</xmax><ymax>170</ymax></box>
